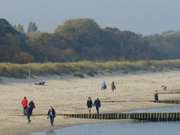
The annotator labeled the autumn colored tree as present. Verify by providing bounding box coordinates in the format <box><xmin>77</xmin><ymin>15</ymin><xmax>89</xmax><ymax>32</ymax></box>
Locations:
<box><xmin>2</xmin><ymin>18</ymin><xmax>180</xmax><ymax>63</ymax></box>
<box><xmin>14</xmin><ymin>52</ymin><xmax>33</xmax><ymax>63</ymax></box>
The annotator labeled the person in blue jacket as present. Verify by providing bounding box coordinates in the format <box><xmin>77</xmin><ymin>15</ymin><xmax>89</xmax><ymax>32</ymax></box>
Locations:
<box><xmin>26</xmin><ymin>100</ymin><xmax>35</xmax><ymax>123</ymax></box>
<box><xmin>94</xmin><ymin>98</ymin><xmax>101</xmax><ymax>114</ymax></box>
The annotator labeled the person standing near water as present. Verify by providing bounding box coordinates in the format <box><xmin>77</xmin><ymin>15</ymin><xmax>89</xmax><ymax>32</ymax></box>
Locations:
<box><xmin>87</xmin><ymin>97</ymin><xmax>93</xmax><ymax>114</ymax></box>
<box><xmin>47</xmin><ymin>106</ymin><xmax>56</xmax><ymax>126</ymax></box>
<box><xmin>21</xmin><ymin>97</ymin><xmax>28</xmax><ymax>115</ymax></box>
<box><xmin>94</xmin><ymin>98</ymin><xmax>101</xmax><ymax>114</ymax></box>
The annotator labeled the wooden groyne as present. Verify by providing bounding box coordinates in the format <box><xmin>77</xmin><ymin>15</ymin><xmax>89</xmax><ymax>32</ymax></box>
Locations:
<box><xmin>12</xmin><ymin>112</ymin><xmax>180</xmax><ymax>121</ymax></box>
<box><xmin>102</xmin><ymin>99</ymin><xmax>180</xmax><ymax>104</ymax></box>
<box><xmin>62</xmin><ymin>112</ymin><xmax>180</xmax><ymax>121</ymax></box>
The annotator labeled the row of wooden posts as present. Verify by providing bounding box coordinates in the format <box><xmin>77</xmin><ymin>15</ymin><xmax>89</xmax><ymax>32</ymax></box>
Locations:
<box><xmin>61</xmin><ymin>112</ymin><xmax>180</xmax><ymax>121</ymax></box>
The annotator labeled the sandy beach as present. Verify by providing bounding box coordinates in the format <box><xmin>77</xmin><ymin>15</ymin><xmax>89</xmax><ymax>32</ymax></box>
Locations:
<box><xmin>1</xmin><ymin>71</ymin><xmax>180</xmax><ymax>135</ymax></box>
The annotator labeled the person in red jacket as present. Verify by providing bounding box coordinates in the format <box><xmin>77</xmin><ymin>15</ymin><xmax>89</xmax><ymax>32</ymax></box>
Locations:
<box><xmin>21</xmin><ymin>97</ymin><xmax>28</xmax><ymax>115</ymax></box>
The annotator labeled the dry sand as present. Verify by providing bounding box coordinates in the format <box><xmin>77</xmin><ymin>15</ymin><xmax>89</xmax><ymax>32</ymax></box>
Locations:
<box><xmin>1</xmin><ymin>71</ymin><xmax>180</xmax><ymax>135</ymax></box>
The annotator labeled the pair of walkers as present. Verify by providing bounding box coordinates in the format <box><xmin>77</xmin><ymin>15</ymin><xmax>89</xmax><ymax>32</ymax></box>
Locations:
<box><xmin>21</xmin><ymin>97</ymin><xmax>35</xmax><ymax>123</ymax></box>
<box><xmin>21</xmin><ymin>97</ymin><xmax>56</xmax><ymax>126</ymax></box>
<box><xmin>101</xmin><ymin>81</ymin><xmax>116</xmax><ymax>92</ymax></box>
<box><xmin>87</xmin><ymin>97</ymin><xmax>101</xmax><ymax>114</ymax></box>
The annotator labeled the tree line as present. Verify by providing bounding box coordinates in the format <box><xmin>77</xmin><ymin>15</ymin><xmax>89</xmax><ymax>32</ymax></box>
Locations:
<box><xmin>1</xmin><ymin>18</ymin><xmax>180</xmax><ymax>63</ymax></box>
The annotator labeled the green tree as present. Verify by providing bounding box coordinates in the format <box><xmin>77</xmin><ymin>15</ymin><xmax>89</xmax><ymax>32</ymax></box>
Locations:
<box><xmin>14</xmin><ymin>24</ymin><xmax>24</xmax><ymax>33</ymax></box>
<box><xmin>0</xmin><ymin>19</ymin><xmax>32</xmax><ymax>63</ymax></box>
<box><xmin>27</xmin><ymin>22</ymin><xmax>38</xmax><ymax>32</ymax></box>
<box><xmin>55</xmin><ymin>18</ymin><xmax>100</xmax><ymax>35</ymax></box>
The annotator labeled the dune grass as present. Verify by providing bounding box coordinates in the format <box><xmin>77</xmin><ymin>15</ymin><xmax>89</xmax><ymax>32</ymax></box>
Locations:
<box><xmin>0</xmin><ymin>60</ymin><xmax>180</xmax><ymax>78</ymax></box>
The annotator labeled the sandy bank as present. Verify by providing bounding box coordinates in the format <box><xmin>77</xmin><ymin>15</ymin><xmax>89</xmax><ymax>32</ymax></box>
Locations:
<box><xmin>1</xmin><ymin>71</ymin><xmax>180</xmax><ymax>135</ymax></box>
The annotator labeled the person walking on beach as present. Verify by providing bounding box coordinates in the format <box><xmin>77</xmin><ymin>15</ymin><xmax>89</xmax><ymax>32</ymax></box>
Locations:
<box><xmin>21</xmin><ymin>97</ymin><xmax>28</xmax><ymax>115</ymax></box>
<box><xmin>87</xmin><ymin>97</ymin><xmax>93</xmax><ymax>114</ymax></box>
<box><xmin>111</xmin><ymin>81</ymin><xmax>116</xmax><ymax>92</ymax></box>
<box><xmin>94</xmin><ymin>98</ymin><xmax>101</xmax><ymax>114</ymax></box>
<box><xmin>154</xmin><ymin>90</ymin><xmax>159</xmax><ymax>103</ymax></box>
<box><xmin>26</xmin><ymin>100</ymin><xmax>36</xmax><ymax>123</ymax></box>
<box><xmin>47</xmin><ymin>106</ymin><xmax>56</xmax><ymax>126</ymax></box>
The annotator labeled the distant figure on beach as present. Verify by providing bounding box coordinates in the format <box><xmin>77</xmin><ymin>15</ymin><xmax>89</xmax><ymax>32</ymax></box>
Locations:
<box><xmin>111</xmin><ymin>81</ymin><xmax>116</xmax><ymax>91</ymax></box>
<box><xmin>94</xmin><ymin>98</ymin><xmax>101</xmax><ymax>114</ymax></box>
<box><xmin>101</xmin><ymin>81</ymin><xmax>107</xmax><ymax>90</ymax></box>
<box><xmin>87</xmin><ymin>97</ymin><xmax>93</xmax><ymax>114</ymax></box>
<box><xmin>161</xmin><ymin>85</ymin><xmax>167</xmax><ymax>91</ymax></box>
<box><xmin>26</xmin><ymin>100</ymin><xmax>36</xmax><ymax>123</ymax></box>
<box><xmin>21</xmin><ymin>97</ymin><xmax>28</xmax><ymax>115</ymax></box>
<box><xmin>47</xmin><ymin>107</ymin><xmax>56</xmax><ymax>126</ymax></box>
<box><xmin>154</xmin><ymin>90</ymin><xmax>159</xmax><ymax>103</ymax></box>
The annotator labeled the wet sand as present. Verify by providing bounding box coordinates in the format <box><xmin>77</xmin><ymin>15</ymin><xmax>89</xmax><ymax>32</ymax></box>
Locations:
<box><xmin>1</xmin><ymin>71</ymin><xmax>180</xmax><ymax>135</ymax></box>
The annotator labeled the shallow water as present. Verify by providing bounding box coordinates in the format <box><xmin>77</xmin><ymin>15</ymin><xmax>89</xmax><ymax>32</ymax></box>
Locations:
<box><xmin>130</xmin><ymin>105</ymin><xmax>180</xmax><ymax>113</ymax></box>
<box><xmin>31</xmin><ymin>106</ymin><xmax>180</xmax><ymax>135</ymax></box>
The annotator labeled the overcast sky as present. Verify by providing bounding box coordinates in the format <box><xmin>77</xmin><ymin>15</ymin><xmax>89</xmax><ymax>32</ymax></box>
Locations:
<box><xmin>0</xmin><ymin>0</ymin><xmax>180</xmax><ymax>35</ymax></box>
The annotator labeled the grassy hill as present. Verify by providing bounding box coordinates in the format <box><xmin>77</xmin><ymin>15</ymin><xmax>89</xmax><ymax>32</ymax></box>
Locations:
<box><xmin>1</xmin><ymin>60</ymin><xmax>180</xmax><ymax>78</ymax></box>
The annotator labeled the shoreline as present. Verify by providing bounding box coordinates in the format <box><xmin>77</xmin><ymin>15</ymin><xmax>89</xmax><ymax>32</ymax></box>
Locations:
<box><xmin>1</xmin><ymin>70</ymin><xmax>180</xmax><ymax>135</ymax></box>
<box><xmin>14</xmin><ymin>104</ymin><xmax>177</xmax><ymax>135</ymax></box>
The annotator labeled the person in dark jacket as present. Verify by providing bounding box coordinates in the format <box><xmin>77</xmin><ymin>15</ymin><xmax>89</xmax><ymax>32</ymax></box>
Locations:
<box><xmin>26</xmin><ymin>100</ymin><xmax>36</xmax><ymax>123</ymax></box>
<box><xmin>87</xmin><ymin>97</ymin><xmax>93</xmax><ymax>114</ymax></box>
<box><xmin>154</xmin><ymin>90</ymin><xmax>159</xmax><ymax>103</ymax></box>
<box><xmin>47</xmin><ymin>106</ymin><xmax>56</xmax><ymax>126</ymax></box>
<box><xmin>94</xmin><ymin>98</ymin><xmax>101</xmax><ymax>114</ymax></box>
<box><xmin>28</xmin><ymin>101</ymin><xmax>35</xmax><ymax>115</ymax></box>
<box><xmin>111</xmin><ymin>81</ymin><xmax>116</xmax><ymax>91</ymax></box>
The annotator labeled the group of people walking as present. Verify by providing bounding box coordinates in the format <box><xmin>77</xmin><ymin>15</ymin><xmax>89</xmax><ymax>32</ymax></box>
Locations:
<box><xmin>101</xmin><ymin>81</ymin><xmax>116</xmax><ymax>91</ymax></box>
<box><xmin>87</xmin><ymin>97</ymin><xmax>101</xmax><ymax>114</ymax></box>
<box><xmin>21</xmin><ymin>97</ymin><xmax>36</xmax><ymax>123</ymax></box>
<box><xmin>21</xmin><ymin>97</ymin><xmax>56</xmax><ymax>126</ymax></box>
<box><xmin>20</xmin><ymin>81</ymin><xmax>116</xmax><ymax>126</ymax></box>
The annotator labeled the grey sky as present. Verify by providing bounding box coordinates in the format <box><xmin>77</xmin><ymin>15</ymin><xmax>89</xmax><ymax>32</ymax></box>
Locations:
<box><xmin>0</xmin><ymin>0</ymin><xmax>180</xmax><ymax>35</ymax></box>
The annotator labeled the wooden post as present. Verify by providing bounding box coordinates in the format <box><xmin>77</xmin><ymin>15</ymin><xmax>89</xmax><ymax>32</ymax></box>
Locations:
<box><xmin>139</xmin><ymin>113</ymin><xmax>141</xmax><ymax>120</ymax></box>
